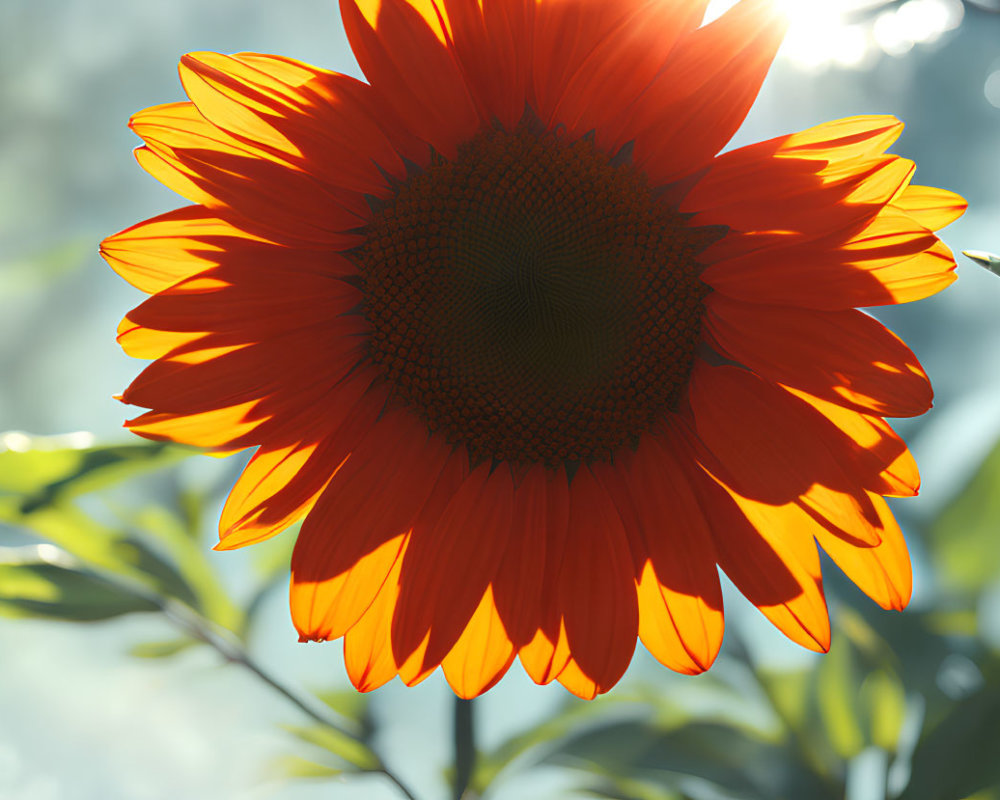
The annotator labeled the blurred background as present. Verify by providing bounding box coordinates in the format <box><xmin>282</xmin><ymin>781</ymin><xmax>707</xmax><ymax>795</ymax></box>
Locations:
<box><xmin>1</xmin><ymin>0</ymin><xmax>999</xmax><ymax>798</ymax></box>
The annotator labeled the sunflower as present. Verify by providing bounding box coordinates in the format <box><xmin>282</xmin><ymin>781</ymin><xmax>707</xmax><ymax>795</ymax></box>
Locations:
<box><xmin>102</xmin><ymin>0</ymin><xmax>966</xmax><ymax>699</ymax></box>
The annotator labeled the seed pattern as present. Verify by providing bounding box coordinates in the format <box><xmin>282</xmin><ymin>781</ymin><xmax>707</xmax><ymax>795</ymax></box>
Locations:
<box><xmin>357</xmin><ymin>120</ymin><xmax>713</xmax><ymax>467</ymax></box>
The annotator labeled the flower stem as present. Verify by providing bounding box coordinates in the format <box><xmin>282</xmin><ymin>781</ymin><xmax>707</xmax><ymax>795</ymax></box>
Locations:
<box><xmin>453</xmin><ymin>697</ymin><xmax>477</xmax><ymax>800</ymax></box>
<box><xmin>157</xmin><ymin>600</ymin><xmax>422</xmax><ymax>800</ymax></box>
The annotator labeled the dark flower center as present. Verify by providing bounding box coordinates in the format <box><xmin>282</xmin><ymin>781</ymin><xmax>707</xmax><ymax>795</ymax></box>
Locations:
<box><xmin>357</xmin><ymin>119</ymin><xmax>713</xmax><ymax>467</ymax></box>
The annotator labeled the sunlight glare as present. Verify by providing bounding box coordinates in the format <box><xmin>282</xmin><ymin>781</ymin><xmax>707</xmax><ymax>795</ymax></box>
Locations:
<box><xmin>703</xmin><ymin>0</ymin><xmax>964</xmax><ymax>71</ymax></box>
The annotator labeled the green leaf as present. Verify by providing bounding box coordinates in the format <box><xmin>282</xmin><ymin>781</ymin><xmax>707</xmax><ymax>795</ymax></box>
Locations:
<box><xmin>283</xmin><ymin>724</ymin><xmax>378</xmax><ymax>772</ymax></box>
<box><xmin>544</xmin><ymin>718</ymin><xmax>836</xmax><ymax>800</ymax></box>
<box><xmin>121</xmin><ymin>505</ymin><xmax>242</xmax><ymax>630</ymax></box>
<box><xmin>474</xmin><ymin>695</ymin><xmax>639</xmax><ymax>793</ymax></box>
<box><xmin>0</xmin><ymin>557</ymin><xmax>158</xmax><ymax>621</ymax></box>
<box><xmin>860</xmin><ymin>670</ymin><xmax>906</xmax><ymax>752</ymax></box>
<box><xmin>816</xmin><ymin>638</ymin><xmax>865</xmax><ymax>759</ymax></box>
<box><xmin>0</xmin><ymin>435</ymin><xmax>190</xmax><ymax>514</ymax></box>
<box><xmin>580</xmin><ymin>776</ymin><xmax>684</xmax><ymax>800</ymax></box>
<box><xmin>926</xmin><ymin>436</ymin><xmax>1000</xmax><ymax>596</ymax></box>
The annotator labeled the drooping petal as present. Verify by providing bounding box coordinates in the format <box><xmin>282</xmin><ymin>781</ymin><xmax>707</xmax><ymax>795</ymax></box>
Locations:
<box><xmin>679</xmin><ymin>432</ymin><xmax>831</xmax><ymax>652</ymax></box>
<box><xmin>392</xmin><ymin>462</ymin><xmax>514</xmax><ymax>677</ymax></box>
<box><xmin>442</xmin><ymin>586</ymin><xmax>517</xmax><ymax>698</ymax></box>
<box><xmin>517</xmin><ymin>470</ymin><xmax>573</xmax><ymax>686</ymax></box>
<box><xmin>596</xmin><ymin>427</ymin><xmax>724</xmax><ymax>674</ymax></box>
<box><xmin>689</xmin><ymin>362</ymin><xmax>876</xmax><ymax>519</ymax></box>
<box><xmin>343</xmin><ymin>537</ymin><xmax>408</xmax><ymax>692</ymax></box>
<box><xmin>705</xmin><ymin>295</ymin><xmax>932</xmax><ymax>418</ymax></box>
<box><xmin>815</xmin><ymin>493</ymin><xmax>912</xmax><ymax>611</ymax></box>
<box><xmin>492</xmin><ymin>465</ymin><xmax>550</xmax><ymax>648</ymax></box>
<box><xmin>553</xmin><ymin>467</ymin><xmax>638</xmax><ymax>696</ymax></box>
<box><xmin>783</xmin><ymin>387</ymin><xmax>920</xmax><ymax>499</ymax></box>
<box><xmin>290</xmin><ymin>409</ymin><xmax>453</xmax><ymax>641</ymax></box>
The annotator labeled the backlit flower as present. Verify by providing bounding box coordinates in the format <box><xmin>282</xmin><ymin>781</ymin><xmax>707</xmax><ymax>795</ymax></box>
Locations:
<box><xmin>102</xmin><ymin>0</ymin><xmax>966</xmax><ymax>699</ymax></box>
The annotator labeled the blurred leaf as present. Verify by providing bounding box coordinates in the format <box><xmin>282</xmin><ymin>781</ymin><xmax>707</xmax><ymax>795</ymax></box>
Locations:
<box><xmin>817</xmin><ymin>638</ymin><xmax>865</xmax><ymax>759</ymax></box>
<box><xmin>861</xmin><ymin>670</ymin><xmax>907</xmax><ymax>752</ymax></box>
<box><xmin>0</xmin><ymin>435</ymin><xmax>189</xmax><ymax>514</ymax></box>
<box><xmin>110</xmin><ymin>536</ymin><xmax>201</xmax><ymax>609</ymax></box>
<box><xmin>926</xmin><ymin>436</ymin><xmax>1000</xmax><ymax>596</ymax></box>
<box><xmin>128</xmin><ymin>638</ymin><xmax>198</xmax><ymax>659</ymax></box>
<box><xmin>544</xmin><ymin>718</ymin><xmax>836</xmax><ymax>800</ymax></box>
<box><xmin>123</xmin><ymin>505</ymin><xmax>242</xmax><ymax>631</ymax></box>
<box><xmin>0</xmin><ymin>559</ymin><xmax>158</xmax><ymax>621</ymax></box>
<box><xmin>283</xmin><ymin>724</ymin><xmax>378</xmax><ymax>772</ymax></box>
<box><xmin>898</xmin><ymin>684</ymin><xmax>1000</xmax><ymax>800</ymax></box>
<box><xmin>314</xmin><ymin>689</ymin><xmax>371</xmax><ymax>730</ymax></box>
<box><xmin>475</xmin><ymin>695</ymin><xmax>639</xmax><ymax>793</ymax></box>
<box><xmin>756</xmin><ymin>668</ymin><xmax>811</xmax><ymax>731</ymax></box>
<box><xmin>580</xmin><ymin>776</ymin><xmax>684</xmax><ymax>800</ymax></box>
<box><xmin>271</xmin><ymin>755</ymin><xmax>344</xmax><ymax>780</ymax></box>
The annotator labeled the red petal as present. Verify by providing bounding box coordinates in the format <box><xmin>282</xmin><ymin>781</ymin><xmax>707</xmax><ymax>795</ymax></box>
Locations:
<box><xmin>290</xmin><ymin>409</ymin><xmax>452</xmax><ymax>641</ymax></box>
<box><xmin>554</xmin><ymin>467</ymin><xmax>638</xmax><ymax>694</ymax></box>
<box><xmin>596</xmin><ymin>428</ymin><xmax>724</xmax><ymax>674</ymax></box>
<box><xmin>340</xmin><ymin>0</ymin><xmax>480</xmax><ymax>158</ymax></box>
<box><xmin>624</xmin><ymin>0</ymin><xmax>786</xmax><ymax>185</ymax></box>
<box><xmin>705</xmin><ymin>295</ymin><xmax>932</xmax><ymax>417</ymax></box>
<box><xmin>392</xmin><ymin>462</ymin><xmax>513</xmax><ymax>676</ymax></box>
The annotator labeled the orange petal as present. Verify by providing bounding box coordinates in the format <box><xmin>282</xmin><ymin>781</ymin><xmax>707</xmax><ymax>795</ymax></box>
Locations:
<box><xmin>178</xmin><ymin>52</ymin><xmax>406</xmax><ymax>194</ymax></box>
<box><xmin>340</xmin><ymin>0</ymin><xmax>480</xmax><ymax>158</ymax></box>
<box><xmin>214</xmin><ymin>376</ymin><xmax>382</xmax><ymax>548</ymax></box>
<box><xmin>100</xmin><ymin>206</ymin><xmax>269</xmax><ymax>294</ymax></box>
<box><xmin>599</xmin><ymin>429</ymin><xmax>725</xmax><ymax>675</ymax></box>
<box><xmin>890</xmin><ymin>184</ymin><xmax>967</xmax><ymax>232</ymax></box>
<box><xmin>434</xmin><ymin>0</ymin><xmax>531</xmax><ymax>129</ymax></box>
<box><xmin>689</xmin><ymin>363</ymin><xmax>875</xmax><ymax>518</ymax></box>
<box><xmin>120</xmin><ymin>322</ymin><xmax>366</xmax><ymax>425</ymax></box>
<box><xmin>703</xmin><ymin>208</ymin><xmax>958</xmax><ymax>309</ymax></box>
<box><xmin>517</xmin><ymin>470</ymin><xmax>573</xmax><ymax>686</ymax></box>
<box><xmin>815</xmin><ymin>493</ymin><xmax>912</xmax><ymax>611</ymax></box>
<box><xmin>705</xmin><ymin>295</ymin><xmax>932</xmax><ymax>418</ymax></box>
<box><xmin>783</xmin><ymin>388</ymin><xmax>919</xmax><ymax>498</ymax></box>
<box><xmin>392</xmin><ymin>462</ymin><xmax>514</xmax><ymax>675</ymax></box>
<box><xmin>290</xmin><ymin>409</ymin><xmax>452</xmax><ymax>641</ymax></box>
<box><xmin>684</xmin><ymin>116</ymin><xmax>907</xmax><ymax>239</ymax></box>
<box><xmin>342</xmin><ymin>536</ymin><xmax>408</xmax><ymax>692</ymax></box>
<box><xmin>683</xmin><ymin>445</ymin><xmax>831</xmax><ymax>653</ymax></box>
<box><xmin>130</xmin><ymin>102</ymin><xmax>366</xmax><ymax>245</ymax></box>
<box><xmin>126</xmin><ymin>401</ymin><xmax>265</xmax><ymax>451</ymax></box>
<box><xmin>519</xmin><ymin>625</ymin><xmax>573</xmax><ymax>686</ymax></box>
<box><xmin>442</xmin><ymin>586</ymin><xmax>516</xmax><ymax>699</ymax></box>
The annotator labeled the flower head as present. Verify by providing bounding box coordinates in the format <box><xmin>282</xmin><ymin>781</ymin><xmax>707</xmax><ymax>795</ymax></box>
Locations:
<box><xmin>102</xmin><ymin>0</ymin><xmax>966</xmax><ymax>699</ymax></box>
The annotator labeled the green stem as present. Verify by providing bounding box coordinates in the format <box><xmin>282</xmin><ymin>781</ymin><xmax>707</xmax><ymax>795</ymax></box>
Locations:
<box><xmin>151</xmin><ymin>596</ymin><xmax>421</xmax><ymax>800</ymax></box>
<box><xmin>453</xmin><ymin>697</ymin><xmax>477</xmax><ymax>800</ymax></box>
